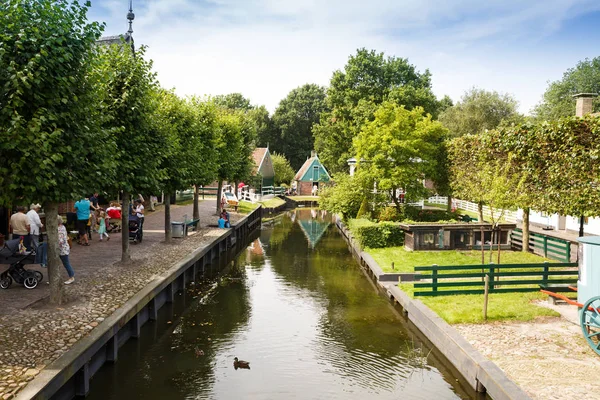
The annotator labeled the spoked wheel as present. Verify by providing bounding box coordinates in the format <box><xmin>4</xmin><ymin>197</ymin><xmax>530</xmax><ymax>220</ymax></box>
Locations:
<box><xmin>23</xmin><ymin>276</ymin><xmax>38</xmax><ymax>289</ymax></box>
<box><xmin>580</xmin><ymin>295</ymin><xmax>600</xmax><ymax>356</ymax></box>
<box><xmin>0</xmin><ymin>275</ymin><xmax>12</xmax><ymax>289</ymax></box>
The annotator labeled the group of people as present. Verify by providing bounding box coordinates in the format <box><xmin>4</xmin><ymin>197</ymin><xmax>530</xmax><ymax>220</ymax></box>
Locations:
<box><xmin>8</xmin><ymin>204</ymin><xmax>44</xmax><ymax>251</ymax></box>
<box><xmin>218</xmin><ymin>209</ymin><xmax>231</xmax><ymax>228</ymax></box>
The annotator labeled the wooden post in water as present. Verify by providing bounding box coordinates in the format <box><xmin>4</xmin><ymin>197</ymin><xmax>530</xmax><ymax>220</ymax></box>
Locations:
<box><xmin>483</xmin><ymin>274</ymin><xmax>489</xmax><ymax>321</ymax></box>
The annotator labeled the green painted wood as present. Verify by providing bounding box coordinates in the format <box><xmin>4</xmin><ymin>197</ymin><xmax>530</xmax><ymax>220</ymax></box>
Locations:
<box><xmin>418</xmin><ymin>270</ymin><xmax>578</xmax><ymax>279</ymax></box>
<box><xmin>415</xmin><ymin>262</ymin><xmax>577</xmax><ymax>271</ymax></box>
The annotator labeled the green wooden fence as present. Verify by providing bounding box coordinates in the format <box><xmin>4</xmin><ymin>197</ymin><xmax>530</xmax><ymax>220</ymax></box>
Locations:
<box><xmin>510</xmin><ymin>228</ymin><xmax>571</xmax><ymax>262</ymax></box>
<box><xmin>413</xmin><ymin>262</ymin><xmax>578</xmax><ymax>297</ymax></box>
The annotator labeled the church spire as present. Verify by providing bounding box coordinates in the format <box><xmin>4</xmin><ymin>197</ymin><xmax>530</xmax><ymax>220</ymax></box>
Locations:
<box><xmin>127</xmin><ymin>0</ymin><xmax>135</xmax><ymax>36</ymax></box>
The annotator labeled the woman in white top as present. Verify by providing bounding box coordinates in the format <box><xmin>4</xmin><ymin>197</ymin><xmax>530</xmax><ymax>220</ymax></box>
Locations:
<box><xmin>26</xmin><ymin>204</ymin><xmax>43</xmax><ymax>249</ymax></box>
<box><xmin>134</xmin><ymin>199</ymin><xmax>145</xmax><ymax>229</ymax></box>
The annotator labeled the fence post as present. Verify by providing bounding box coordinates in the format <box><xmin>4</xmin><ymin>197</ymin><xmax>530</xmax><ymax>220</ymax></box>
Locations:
<box><xmin>483</xmin><ymin>274</ymin><xmax>489</xmax><ymax>320</ymax></box>
<box><xmin>543</xmin><ymin>236</ymin><xmax>548</xmax><ymax>258</ymax></box>
<box><xmin>543</xmin><ymin>261</ymin><xmax>549</xmax><ymax>286</ymax></box>
<box><xmin>488</xmin><ymin>263</ymin><xmax>495</xmax><ymax>291</ymax></box>
<box><xmin>432</xmin><ymin>264</ymin><xmax>438</xmax><ymax>293</ymax></box>
<box><xmin>565</xmin><ymin>241</ymin><xmax>571</xmax><ymax>263</ymax></box>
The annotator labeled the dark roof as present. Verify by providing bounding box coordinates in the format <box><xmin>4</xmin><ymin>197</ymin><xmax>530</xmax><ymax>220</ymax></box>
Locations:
<box><xmin>96</xmin><ymin>33</ymin><xmax>133</xmax><ymax>46</ymax></box>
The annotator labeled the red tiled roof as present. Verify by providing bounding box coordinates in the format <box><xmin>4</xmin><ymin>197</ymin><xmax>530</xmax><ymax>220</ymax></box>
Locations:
<box><xmin>252</xmin><ymin>148</ymin><xmax>268</xmax><ymax>174</ymax></box>
<box><xmin>294</xmin><ymin>156</ymin><xmax>316</xmax><ymax>181</ymax></box>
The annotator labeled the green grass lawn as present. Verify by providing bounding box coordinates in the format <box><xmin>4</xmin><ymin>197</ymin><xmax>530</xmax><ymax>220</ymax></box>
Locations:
<box><xmin>399</xmin><ymin>283</ymin><xmax>560</xmax><ymax>324</ymax></box>
<box><xmin>370</xmin><ymin>247</ymin><xmax>553</xmax><ymax>273</ymax></box>
<box><xmin>288</xmin><ymin>196</ymin><xmax>319</xmax><ymax>202</ymax></box>
<box><xmin>260</xmin><ymin>197</ymin><xmax>286</xmax><ymax>208</ymax></box>
<box><xmin>237</xmin><ymin>201</ymin><xmax>260</xmax><ymax>215</ymax></box>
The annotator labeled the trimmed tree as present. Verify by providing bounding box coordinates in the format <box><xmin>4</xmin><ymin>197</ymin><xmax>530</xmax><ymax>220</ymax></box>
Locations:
<box><xmin>98</xmin><ymin>44</ymin><xmax>167</xmax><ymax>262</ymax></box>
<box><xmin>0</xmin><ymin>0</ymin><xmax>115</xmax><ymax>303</ymax></box>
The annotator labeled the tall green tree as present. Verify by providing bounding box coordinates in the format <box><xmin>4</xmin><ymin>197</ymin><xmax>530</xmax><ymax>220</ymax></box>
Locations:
<box><xmin>99</xmin><ymin>45</ymin><xmax>168</xmax><ymax>262</ymax></box>
<box><xmin>439</xmin><ymin>88</ymin><xmax>521</xmax><ymax>137</ymax></box>
<box><xmin>213</xmin><ymin>93</ymin><xmax>252</xmax><ymax>111</ymax></box>
<box><xmin>354</xmin><ymin>103</ymin><xmax>448</xmax><ymax>210</ymax></box>
<box><xmin>534</xmin><ymin>57</ymin><xmax>600</xmax><ymax>120</ymax></box>
<box><xmin>313</xmin><ymin>48</ymin><xmax>443</xmax><ymax>173</ymax></box>
<box><xmin>0</xmin><ymin>0</ymin><xmax>114</xmax><ymax>303</ymax></box>
<box><xmin>271</xmin><ymin>153</ymin><xmax>295</xmax><ymax>186</ymax></box>
<box><xmin>270</xmin><ymin>84</ymin><xmax>329</xmax><ymax>170</ymax></box>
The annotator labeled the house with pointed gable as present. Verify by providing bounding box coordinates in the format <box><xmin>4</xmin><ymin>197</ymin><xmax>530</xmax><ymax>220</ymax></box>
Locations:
<box><xmin>294</xmin><ymin>151</ymin><xmax>331</xmax><ymax>195</ymax></box>
<box><xmin>252</xmin><ymin>147</ymin><xmax>275</xmax><ymax>189</ymax></box>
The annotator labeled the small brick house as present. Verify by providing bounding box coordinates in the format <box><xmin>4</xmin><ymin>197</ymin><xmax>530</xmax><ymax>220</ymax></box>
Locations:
<box><xmin>293</xmin><ymin>152</ymin><xmax>331</xmax><ymax>195</ymax></box>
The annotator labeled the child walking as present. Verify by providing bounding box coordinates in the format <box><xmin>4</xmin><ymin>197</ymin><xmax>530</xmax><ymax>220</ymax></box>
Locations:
<box><xmin>97</xmin><ymin>210</ymin><xmax>110</xmax><ymax>241</ymax></box>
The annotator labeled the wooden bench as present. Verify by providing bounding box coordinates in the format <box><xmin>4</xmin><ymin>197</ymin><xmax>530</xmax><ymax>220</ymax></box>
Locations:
<box><xmin>539</xmin><ymin>283</ymin><xmax>577</xmax><ymax>304</ymax></box>
<box><xmin>185</xmin><ymin>219</ymin><xmax>200</xmax><ymax>232</ymax></box>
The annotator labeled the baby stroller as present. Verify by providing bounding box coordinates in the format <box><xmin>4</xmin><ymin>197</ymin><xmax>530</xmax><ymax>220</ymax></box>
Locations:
<box><xmin>129</xmin><ymin>215</ymin><xmax>143</xmax><ymax>244</ymax></box>
<box><xmin>0</xmin><ymin>239</ymin><xmax>43</xmax><ymax>289</ymax></box>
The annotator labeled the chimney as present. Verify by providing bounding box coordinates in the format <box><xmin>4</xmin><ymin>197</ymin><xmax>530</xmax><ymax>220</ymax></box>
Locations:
<box><xmin>311</xmin><ymin>150</ymin><xmax>316</xmax><ymax>158</ymax></box>
<box><xmin>573</xmin><ymin>93</ymin><xmax>598</xmax><ymax>117</ymax></box>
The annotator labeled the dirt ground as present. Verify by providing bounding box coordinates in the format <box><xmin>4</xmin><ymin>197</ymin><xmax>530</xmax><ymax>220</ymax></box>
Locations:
<box><xmin>455</xmin><ymin>301</ymin><xmax>600</xmax><ymax>400</ymax></box>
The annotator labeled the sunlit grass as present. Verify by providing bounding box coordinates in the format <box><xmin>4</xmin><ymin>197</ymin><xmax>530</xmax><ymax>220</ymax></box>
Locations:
<box><xmin>399</xmin><ymin>283</ymin><xmax>559</xmax><ymax>324</ymax></box>
<box><xmin>369</xmin><ymin>247</ymin><xmax>553</xmax><ymax>273</ymax></box>
<box><xmin>260</xmin><ymin>197</ymin><xmax>286</xmax><ymax>208</ymax></box>
<box><xmin>237</xmin><ymin>201</ymin><xmax>260</xmax><ymax>215</ymax></box>
<box><xmin>288</xmin><ymin>196</ymin><xmax>319</xmax><ymax>202</ymax></box>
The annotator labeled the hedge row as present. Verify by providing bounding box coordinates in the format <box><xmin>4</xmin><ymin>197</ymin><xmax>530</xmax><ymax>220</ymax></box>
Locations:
<box><xmin>348</xmin><ymin>219</ymin><xmax>404</xmax><ymax>248</ymax></box>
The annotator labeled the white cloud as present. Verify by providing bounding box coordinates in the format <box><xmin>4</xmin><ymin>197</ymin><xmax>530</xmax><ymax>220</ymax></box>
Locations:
<box><xmin>92</xmin><ymin>0</ymin><xmax>600</xmax><ymax>114</ymax></box>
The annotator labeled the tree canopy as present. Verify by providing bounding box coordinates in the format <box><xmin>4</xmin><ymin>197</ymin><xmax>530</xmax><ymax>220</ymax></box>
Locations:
<box><xmin>313</xmin><ymin>48</ymin><xmax>446</xmax><ymax>173</ymax></box>
<box><xmin>270</xmin><ymin>84</ymin><xmax>329</xmax><ymax>170</ymax></box>
<box><xmin>271</xmin><ymin>153</ymin><xmax>295</xmax><ymax>186</ymax></box>
<box><xmin>534</xmin><ymin>57</ymin><xmax>600</xmax><ymax>120</ymax></box>
<box><xmin>439</xmin><ymin>88</ymin><xmax>521</xmax><ymax>137</ymax></box>
<box><xmin>354</xmin><ymin>103</ymin><xmax>448</xmax><ymax>208</ymax></box>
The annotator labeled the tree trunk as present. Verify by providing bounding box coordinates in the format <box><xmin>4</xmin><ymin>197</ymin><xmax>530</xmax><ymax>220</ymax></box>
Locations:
<box><xmin>121</xmin><ymin>191</ymin><xmax>130</xmax><ymax>263</ymax></box>
<box><xmin>579</xmin><ymin>215</ymin><xmax>585</xmax><ymax>237</ymax></box>
<box><xmin>44</xmin><ymin>202</ymin><xmax>64</xmax><ymax>305</ymax></box>
<box><xmin>522</xmin><ymin>207</ymin><xmax>530</xmax><ymax>252</ymax></box>
<box><xmin>497</xmin><ymin>227</ymin><xmax>501</xmax><ymax>265</ymax></box>
<box><xmin>234</xmin><ymin>181</ymin><xmax>239</xmax><ymax>199</ymax></box>
<box><xmin>216</xmin><ymin>180</ymin><xmax>223</xmax><ymax>214</ymax></box>
<box><xmin>193</xmin><ymin>185</ymin><xmax>200</xmax><ymax>221</ymax></box>
<box><xmin>478</xmin><ymin>202</ymin><xmax>484</xmax><ymax>222</ymax></box>
<box><xmin>164</xmin><ymin>195</ymin><xmax>172</xmax><ymax>243</ymax></box>
<box><xmin>447</xmin><ymin>196</ymin><xmax>452</xmax><ymax>212</ymax></box>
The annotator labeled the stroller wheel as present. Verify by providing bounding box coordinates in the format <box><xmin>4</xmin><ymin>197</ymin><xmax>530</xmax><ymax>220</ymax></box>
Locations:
<box><xmin>23</xmin><ymin>276</ymin><xmax>38</xmax><ymax>289</ymax></box>
<box><xmin>0</xmin><ymin>275</ymin><xmax>12</xmax><ymax>289</ymax></box>
<box><xmin>33</xmin><ymin>271</ymin><xmax>43</xmax><ymax>282</ymax></box>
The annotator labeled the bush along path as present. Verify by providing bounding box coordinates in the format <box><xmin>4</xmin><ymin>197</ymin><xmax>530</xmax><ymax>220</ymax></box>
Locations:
<box><xmin>0</xmin><ymin>201</ymin><xmax>248</xmax><ymax>399</ymax></box>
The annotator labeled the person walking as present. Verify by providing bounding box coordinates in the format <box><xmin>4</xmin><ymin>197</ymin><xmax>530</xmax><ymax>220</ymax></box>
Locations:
<box><xmin>74</xmin><ymin>197</ymin><xmax>91</xmax><ymax>246</ymax></box>
<box><xmin>97</xmin><ymin>210</ymin><xmax>110</xmax><ymax>241</ymax></box>
<box><xmin>26</xmin><ymin>203</ymin><xmax>43</xmax><ymax>250</ymax></box>
<box><xmin>89</xmin><ymin>192</ymin><xmax>100</xmax><ymax>232</ymax></box>
<box><xmin>134</xmin><ymin>199</ymin><xmax>145</xmax><ymax>230</ymax></box>
<box><xmin>9</xmin><ymin>206</ymin><xmax>31</xmax><ymax>250</ymax></box>
<box><xmin>57</xmin><ymin>216</ymin><xmax>75</xmax><ymax>284</ymax></box>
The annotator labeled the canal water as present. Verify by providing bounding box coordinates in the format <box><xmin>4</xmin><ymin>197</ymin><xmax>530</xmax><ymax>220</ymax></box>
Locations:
<box><xmin>88</xmin><ymin>209</ymin><xmax>478</xmax><ymax>399</ymax></box>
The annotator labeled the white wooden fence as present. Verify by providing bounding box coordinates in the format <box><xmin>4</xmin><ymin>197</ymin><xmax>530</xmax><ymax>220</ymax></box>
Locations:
<box><xmin>426</xmin><ymin>195</ymin><xmax>519</xmax><ymax>223</ymax></box>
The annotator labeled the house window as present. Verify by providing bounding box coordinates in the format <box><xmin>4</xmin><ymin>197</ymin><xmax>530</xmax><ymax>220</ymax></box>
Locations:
<box><xmin>313</xmin><ymin>166</ymin><xmax>319</xmax><ymax>181</ymax></box>
<box><xmin>423</xmin><ymin>233</ymin><xmax>435</xmax><ymax>245</ymax></box>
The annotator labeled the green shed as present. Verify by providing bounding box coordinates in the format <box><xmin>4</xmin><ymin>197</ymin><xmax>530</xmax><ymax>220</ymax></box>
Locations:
<box><xmin>293</xmin><ymin>151</ymin><xmax>331</xmax><ymax>195</ymax></box>
<box><xmin>252</xmin><ymin>147</ymin><xmax>275</xmax><ymax>188</ymax></box>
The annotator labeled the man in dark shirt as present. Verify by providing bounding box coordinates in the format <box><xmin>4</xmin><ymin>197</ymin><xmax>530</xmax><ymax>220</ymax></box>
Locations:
<box><xmin>89</xmin><ymin>192</ymin><xmax>99</xmax><ymax>233</ymax></box>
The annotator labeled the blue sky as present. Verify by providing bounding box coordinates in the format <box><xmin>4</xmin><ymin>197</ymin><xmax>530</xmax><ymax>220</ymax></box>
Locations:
<box><xmin>88</xmin><ymin>0</ymin><xmax>600</xmax><ymax>114</ymax></box>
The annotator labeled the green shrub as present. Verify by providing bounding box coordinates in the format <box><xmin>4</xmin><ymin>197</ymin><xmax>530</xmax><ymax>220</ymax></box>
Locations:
<box><xmin>348</xmin><ymin>219</ymin><xmax>405</xmax><ymax>248</ymax></box>
<box><xmin>378</xmin><ymin>206</ymin><xmax>403</xmax><ymax>222</ymax></box>
<box><xmin>356</xmin><ymin>197</ymin><xmax>370</xmax><ymax>219</ymax></box>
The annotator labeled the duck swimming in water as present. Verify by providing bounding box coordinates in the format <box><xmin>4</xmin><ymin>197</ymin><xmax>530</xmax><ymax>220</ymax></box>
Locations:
<box><xmin>233</xmin><ymin>357</ymin><xmax>250</xmax><ymax>370</ymax></box>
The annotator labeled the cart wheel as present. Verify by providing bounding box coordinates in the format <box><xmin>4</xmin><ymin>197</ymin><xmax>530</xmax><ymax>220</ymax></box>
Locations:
<box><xmin>33</xmin><ymin>271</ymin><xmax>43</xmax><ymax>282</ymax></box>
<box><xmin>0</xmin><ymin>276</ymin><xmax>12</xmax><ymax>289</ymax></box>
<box><xmin>23</xmin><ymin>276</ymin><xmax>38</xmax><ymax>289</ymax></box>
<box><xmin>580</xmin><ymin>295</ymin><xmax>600</xmax><ymax>356</ymax></box>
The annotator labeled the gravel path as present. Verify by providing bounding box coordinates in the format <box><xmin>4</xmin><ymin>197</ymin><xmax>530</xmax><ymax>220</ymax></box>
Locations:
<box><xmin>0</xmin><ymin>201</ymin><xmax>250</xmax><ymax>400</ymax></box>
<box><xmin>455</xmin><ymin>308</ymin><xmax>600</xmax><ymax>400</ymax></box>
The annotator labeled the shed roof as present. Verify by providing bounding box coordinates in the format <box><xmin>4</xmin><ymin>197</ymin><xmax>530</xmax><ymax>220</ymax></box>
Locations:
<box><xmin>294</xmin><ymin>154</ymin><xmax>330</xmax><ymax>181</ymax></box>
<box><xmin>252</xmin><ymin>148</ymin><xmax>268</xmax><ymax>174</ymax></box>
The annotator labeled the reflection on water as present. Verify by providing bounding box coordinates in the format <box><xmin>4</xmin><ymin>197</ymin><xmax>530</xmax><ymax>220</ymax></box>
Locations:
<box><xmin>88</xmin><ymin>209</ymin><xmax>475</xmax><ymax>400</ymax></box>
